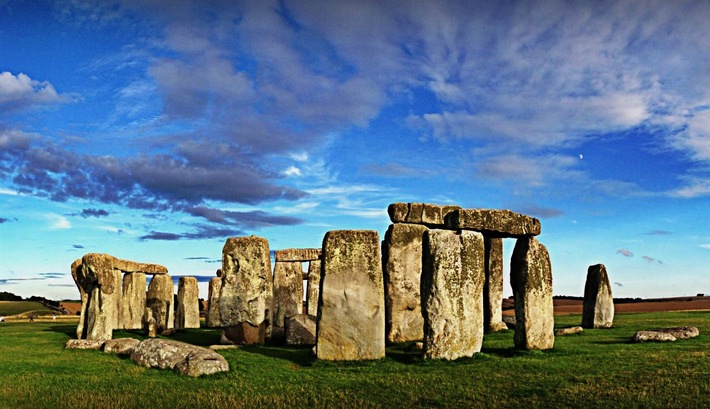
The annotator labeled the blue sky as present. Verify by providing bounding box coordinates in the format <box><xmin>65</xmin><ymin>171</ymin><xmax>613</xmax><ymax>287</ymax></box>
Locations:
<box><xmin>1</xmin><ymin>0</ymin><xmax>709</xmax><ymax>300</ymax></box>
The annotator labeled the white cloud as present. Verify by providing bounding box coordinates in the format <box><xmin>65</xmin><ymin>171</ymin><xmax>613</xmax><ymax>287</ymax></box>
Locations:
<box><xmin>0</xmin><ymin>72</ymin><xmax>68</xmax><ymax>111</ymax></box>
<box><xmin>47</xmin><ymin>214</ymin><xmax>71</xmax><ymax>230</ymax></box>
<box><xmin>700</xmin><ymin>244</ymin><xmax>710</xmax><ymax>250</ymax></box>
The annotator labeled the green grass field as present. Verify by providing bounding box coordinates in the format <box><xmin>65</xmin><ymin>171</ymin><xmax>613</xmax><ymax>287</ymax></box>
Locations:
<box><xmin>0</xmin><ymin>301</ymin><xmax>52</xmax><ymax>317</ymax></box>
<box><xmin>0</xmin><ymin>311</ymin><xmax>708</xmax><ymax>408</ymax></box>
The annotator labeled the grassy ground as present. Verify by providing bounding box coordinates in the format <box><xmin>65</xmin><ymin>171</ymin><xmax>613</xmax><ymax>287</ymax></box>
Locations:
<box><xmin>0</xmin><ymin>311</ymin><xmax>708</xmax><ymax>408</ymax></box>
<box><xmin>0</xmin><ymin>301</ymin><xmax>52</xmax><ymax>317</ymax></box>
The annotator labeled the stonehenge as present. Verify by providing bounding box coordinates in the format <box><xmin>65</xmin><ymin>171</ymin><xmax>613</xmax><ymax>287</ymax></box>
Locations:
<box><xmin>582</xmin><ymin>264</ymin><xmax>614</xmax><ymax>329</ymax></box>
<box><xmin>71</xmin><ymin>253</ymin><xmax>168</xmax><ymax>340</ymax></box>
<box><xmin>70</xmin><ymin>201</ymin><xmax>557</xmax><ymax>363</ymax></box>
<box><xmin>383</xmin><ymin>202</ymin><xmax>553</xmax><ymax>354</ymax></box>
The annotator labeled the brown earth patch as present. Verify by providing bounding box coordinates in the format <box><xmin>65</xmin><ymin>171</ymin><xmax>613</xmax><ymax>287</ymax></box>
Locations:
<box><xmin>502</xmin><ymin>296</ymin><xmax>710</xmax><ymax>316</ymax></box>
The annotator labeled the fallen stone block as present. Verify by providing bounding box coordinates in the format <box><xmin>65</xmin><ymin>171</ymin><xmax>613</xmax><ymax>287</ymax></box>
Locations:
<box><xmin>65</xmin><ymin>339</ymin><xmax>106</xmax><ymax>350</ymax></box>
<box><xmin>103</xmin><ymin>338</ymin><xmax>140</xmax><ymax>356</ymax></box>
<box><xmin>633</xmin><ymin>331</ymin><xmax>677</xmax><ymax>342</ymax></box>
<box><xmin>634</xmin><ymin>326</ymin><xmax>699</xmax><ymax>342</ymax></box>
<box><xmin>130</xmin><ymin>338</ymin><xmax>229</xmax><ymax>377</ymax></box>
<box><xmin>555</xmin><ymin>326</ymin><xmax>584</xmax><ymax>336</ymax></box>
<box><xmin>285</xmin><ymin>314</ymin><xmax>316</xmax><ymax>346</ymax></box>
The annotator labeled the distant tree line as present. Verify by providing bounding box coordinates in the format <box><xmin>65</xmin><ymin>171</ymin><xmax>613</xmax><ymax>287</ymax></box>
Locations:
<box><xmin>0</xmin><ymin>291</ymin><xmax>60</xmax><ymax>307</ymax></box>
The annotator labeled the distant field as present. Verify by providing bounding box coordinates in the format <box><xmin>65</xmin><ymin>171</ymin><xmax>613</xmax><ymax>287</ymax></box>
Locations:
<box><xmin>0</xmin><ymin>311</ymin><xmax>708</xmax><ymax>408</ymax></box>
<box><xmin>0</xmin><ymin>301</ymin><xmax>51</xmax><ymax>317</ymax></box>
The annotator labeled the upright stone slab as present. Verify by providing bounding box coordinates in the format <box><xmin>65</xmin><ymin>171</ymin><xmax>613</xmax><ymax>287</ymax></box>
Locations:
<box><xmin>421</xmin><ymin>229</ymin><xmax>485</xmax><ymax>360</ymax></box>
<box><xmin>510</xmin><ymin>237</ymin><xmax>554</xmax><ymax>350</ymax></box>
<box><xmin>71</xmin><ymin>254</ymin><xmax>121</xmax><ymax>340</ymax></box>
<box><xmin>484</xmin><ymin>237</ymin><xmax>507</xmax><ymax>332</ymax></box>
<box><xmin>219</xmin><ymin>236</ymin><xmax>273</xmax><ymax>345</ymax></box>
<box><xmin>146</xmin><ymin>274</ymin><xmax>174</xmax><ymax>332</ymax></box>
<box><xmin>175</xmin><ymin>277</ymin><xmax>200</xmax><ymax>330</ymax></box>
<box><xmin>582</xmin><ymin>264</ymin><xmax>614</xmax><ymax>329</ymax></box>
<box><xmin>306</xmin><ymin>259</ymin><xmax>321</xmax><ymax>316</ymax></box>
<box><xmin>272</xmin><ymin>260</ymin><xmax>304</xmax><ymax>340</ymax></box>
<box><xmin>113</xmin><ymin>269</ymin><xmax>124</xmax><ymax>330</ymax></box>
<box><xmin>122</xmin><ymin>272</ymin><xmax>147</xmax><ymax>330</ymax></box>
<box><xmin>383</xmin><ymin>223</ymin><xmax>428</xmax><ymax>343</ymax></box>
<box><xmin>317</xmin><ymin>230</ymin><xmax>385</xmax><ymax>361</ymax></box>
<box><xmin>206</xmin><ymin>277</ymin><xmax>222</xmax><ymax>328</ymax></box>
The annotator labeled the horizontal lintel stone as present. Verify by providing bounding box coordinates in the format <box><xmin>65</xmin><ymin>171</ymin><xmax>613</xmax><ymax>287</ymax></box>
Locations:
<box><xmin>445</xmin><ymin>209</ymin><xmax>541</xmax><ymax>237</ymax></box>
<box><xmin>274</xmin><ymin>248</ymin><xmax>322</xmax><ymax>262</ymax></box>
<box><xmin>388</xmin><ymin>203</ymin><xmax>462</xmax><ymax>227</ymax></box>
<box><xmin>112</xmin><ymin>257</ymin><xmax>168</xmax><ymax>275</ymax></box>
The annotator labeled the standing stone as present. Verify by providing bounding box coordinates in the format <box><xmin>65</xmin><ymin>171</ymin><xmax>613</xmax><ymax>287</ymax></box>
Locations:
<box><xmin>122</xmin><ymin>272</ymin><xmax>147</xmax><ymax>330</ymax></box>
<box><xmin>206</xmin><ymin>277</ymin><xmax>222</xmax><ymax>328</ymax></box>
<box><xmin>383</xmin><ymin>223</ymin><xmax>428</xmax><ymax>343</ymax></box>
<box><xmin>421</xmin><ymin>229</ymin><xmax>485</xmax><ymax>360</ymax></box>
<box><xmin>317</xmin><ymin>230</ymin><xmax>385</xmax><ymax>361</ymax></box>
<box><xmin>72</xmin><ymin>254</ymin><xmax>121</xmax><ymax>340</ymax></box>
<box><xmin>175</xmin><ymin>277</ymin><xmax>200</xmax><ymax>330</ymax></box>
<box><xmin>113</xmin><ymin>269</ymin><xmax>124</xmax><ymax>330</ymax></box>
<box><xmin>273</xmin><ymin>261</ymin><xmax>304</xmax><ymax>341</ymax></box>
<box><xmin>146</xmin><ymin>274</ymin><xmax>174</xmax><ymax>332</ymax></box>
<box><xmin>219</xmin><ymin>236</ymin><xmax>273</xmax><ymax>345</ymax></box>
<box><xmin>71</xmin><ymin>259</ymin><xmax>88</xmax><ymax>340</ymax></box>
<box><xmin>510</xmin><ymin>237</ymin><xmax>554</xmax><ymax>350</ymax></box>
<box><xmin>582</xmin><ymin>264</ymin><xmax>614</xmax><ymax>329</ymax></box>
<box><xmin>306</xmin><ymin>259</ymin><xmax>321</xmax><ymax>317</ymax></box>
<box><xmin>484</xmin><ymin>237</ymin><xmax>507</xmax><ymax>332</ymax></box>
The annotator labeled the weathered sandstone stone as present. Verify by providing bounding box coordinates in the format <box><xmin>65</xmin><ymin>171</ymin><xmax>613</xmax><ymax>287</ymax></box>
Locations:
<box><xmin>112</xmin><ymin>258</ymin><xmax>167</xmax><ymax>275</ymax></box>
<box><xmin>502</xmin><ymin>314</ymin><xmax>516</xmax><ymax>329</ymax></box>
<box><xmin>633</xmin><ymin>331</ymin><xmax>677</xmax><ymax>342</ymax></box>
<box><xmin>306</xmin><ymin>259</ymin><xmax>321</xmax><ymax>316</ymax></box>
<box><xmin>555</xmin><ymin>326</ymin><xmax>584</xmax><ymax>336</ymax></box>
<box><xmin>222</xmin><ymin>322</ymin><xmax>266</xmax><ymax>345</ymax></box>
<box><xmin>446</xmin><ymin>209</ymin><xmax>541</xmax><ymax>237</ymax></box>
<box><xmin>274</xmin><ymin>248</ymin><xmax>322</xmax><ymax>262</ymax></box>
<box><xmin>175</xmin><ymin>276</ymin><xmax>200</xmax><ymax>330</ymax></box>
<box><xmin>65</xmin><ymin>339</ymin><xmax>106</xmax><ymax>350</ymax></box>
<box><xmin>103</xmin><ymin>338</ymin><xmax>140</xmax><ymax>356</ymax></box>
<box><xmin>317</xmin><ymin>230</ymin><xmax>385</xmax><ymax>361</ymax></box>
<box><xmin>633</xmin><ymin>326</ymin><xmax>700</xmax><ymax>342</ymax></box>
<box><xmin>421</xmin><ymin>229</ymin><xmax>485</xmax><ymax>360</ymax></box>
<box><xmin>122</xmin><ymin>272</ymin><xmax>146</xmax><ymax>330</ymax></box>
<box><xmin>113</xmin><ymin>269</ymin><xmax>123</xmax><ymax>330</ymax></box>
<box><xmin>484</xmin><ymin>237</ymin><xmax>507</xmax><ymax>332</ymax></box>
<box><xmin>383</xmin><ymin>223</ymin><xmax>427</xmax><ymax>343</ymax></box>
<box><xmin>582</xmin><ymin>264</ymin><xmax>614</xmax><ymax>329</ymax></box>
<box><xmin>511</xmin><ymin>237</ymin><xmax>554</xmax><ymax>350</ymax></box>
<box><xmin>146</xmin><ymin>274</ymin><xmax>174</xmax><ymax>332</ymax></box>
<box><xmin>206</xmin><ymin>277</ymin><xmax>222</xmax><ymax>328</ymax></box>
<box><xmin>72</xmin><ymin>254</ymin><xmax>120</xmax><ymax>340</ymax></box>
<box><xmin>273</xmin><ymin>261</ymin><xmax>304</xmax><ymax>340</ymax></box>
<box><xmin>285</xmin><ymin>314</ymin><xmax>317</xmax><ymax>346</ymax></box>
<box><xmin>387</xmin><ymin>203</ymin><xmax>461</xmax><ymax>226</ymax></box>
<box><xmin>144</xmin><ymin>307</ymin><xmax>158</xmax><ymax>337</ymax></box>
<box><xmin>130</xmin><ymin>338</ymin><xmax>229</xmax><ymax>377</ymax></box>
<box><xmin>219</xmin><ymin>236</ymin><xmax>273</xmax><ymax>345</ymax></box>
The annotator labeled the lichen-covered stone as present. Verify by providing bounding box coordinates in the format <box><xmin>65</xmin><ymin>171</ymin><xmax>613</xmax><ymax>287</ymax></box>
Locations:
<box><xmin>146</xmin><ymin>274</ymin><xmax>174</xmax><ymax>332</ymax></box>
<box><xmin>65</xmin><ymin>339</ymin><xmax>106</xmax><ymax>350</ymax></box>
<box><xmin>511</xmin><ymin>237</ymin><xmax>554</xmax><ymax>350</ymax></box>
<box><xmin>306</xmin><ymin>259</ymin><xmax>321</xmax><ymax>316</ymax></box>
<box><xmin>446</xmin><ymin>209</ymin><xmax>541</xmax><ymax>237</ymax></box>
<box><xmin>421</xmin><ymin>229</ymin><xmax>485</xmax><ymax>360</ymax></box>
<box><xmin>484</xmin><ymin>237</ymin><xmax>507</xmax><ymax>332</ymax></box>
<box><xmin>122</xmin><ymin>272</ymin><xmax>146</xmax><ymax>330</ymax></box>
<box><xmin>175</xmin><ymin>277</ymin><xmax>200</xmax><ymax>330</ymax></box>
<box><xmin>317</xmin><ymin>230</ymin><xmax>385</xmax><ymax>361</ymax></box>
<box><xmin>206</xmin><ymin>277</ymin><xmax>222</xmax><ymax>328</ymax></box>
<box><xmin>112</xmin><ymin>258</ymin><xmax>167</xmax><ymax>275</ymax></box>
<box><xmin>219</xmin><ymin>236</ymin><xmax>273</xmax><ymax>344</ymax></box>
<box><xmin>383</xmin><ymin>223</ymin><xmax>428</xmax><ymax>343</ymax></box>
<box><xmin>582</xmin><ymin>264</ymin><xmax>614</xmax><ymax>329</ymax></box>
<box><xmin>274</xmin><ymin>248</ymin><xmax>322</xmax><ymax>262</ymax></box>
<box><xmin>633</xmin><ymin>326</ymin><xmax>700</xmax><ymax>342</ymax></box>
<box><xmin>130</xmin><ymin>338</ymin><xmax>229</xmax><ymax>377</ymax></box>
<box><xmin>273</xmin><ymin>261</ymin><xmax>304</xmax><ymax>339</ymax></box>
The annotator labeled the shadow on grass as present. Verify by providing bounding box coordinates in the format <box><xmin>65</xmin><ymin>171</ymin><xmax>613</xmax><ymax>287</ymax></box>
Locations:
<box><xmin>238</xmin><ymin>345</ymin><xmax>317</xmax><ymax>367</ymax></box>
<box><xmin>42</xmin><ymin>324</ymin><xmax>77</xmax><ymax>338</ymax></box>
